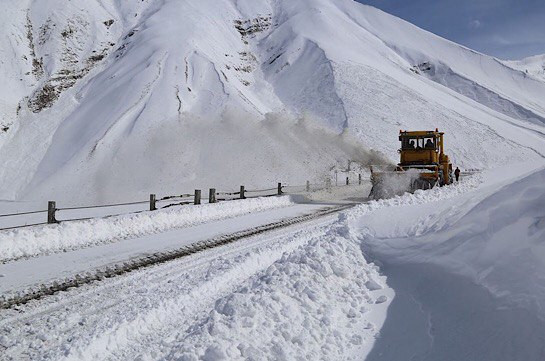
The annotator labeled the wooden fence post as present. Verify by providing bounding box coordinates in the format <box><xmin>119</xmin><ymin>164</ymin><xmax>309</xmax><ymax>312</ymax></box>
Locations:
<box><xmin>358</xmin><ymin>173</ymin><xmax>362</xmax><ymax>185</ymax></box>
<box><xmin>306</xmin><ymin>180</ymin><xmax>310</xmax><ymax>192</ymax></box>
<box><xmin>194</xmin><ymin>190</ymin><xmax>201</xmax><ymax>205</ymax></box>
<box><xmin>326</xmin><ymin>178</ymin><xmax>332</xmax><ymax>192</ymax></box>
<box><xmin>346</xmin><ymin>176</ymin><xmax>349</xmax><ymax>185</ymax></box>
<box><xmin>277</xmin><ymin>182</ymin><xmax>282</xmax><ymax>195</ymax></box>
<box><xmin>150</xmin><ymin>194</ymin><xmax>156</xmax><ymax>211</ymax></box>
<box><xmin>209</xmin><ymin>188</ymin><xmax>216</xmax><ymax>203</ymax></box>
<box><xmin>47</xmin><ymin>201</ymin><xmax>57</xmax><ymax>224</ymax></box>
<box><xmin>240</xmin><ymin>186</ymin><xmax>245</xmax><ymax>199</ymax></box>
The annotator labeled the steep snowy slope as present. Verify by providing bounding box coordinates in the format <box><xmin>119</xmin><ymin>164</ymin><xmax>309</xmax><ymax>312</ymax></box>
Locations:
<box><xmin>348</xmin><ymin>6</ymin><xmax>545</xmax><ymax>126</ymax></box>
<box><xmin>0</xmin><ymin>0</ymin><xmax>544</xmax><ymax>203</ymax></box>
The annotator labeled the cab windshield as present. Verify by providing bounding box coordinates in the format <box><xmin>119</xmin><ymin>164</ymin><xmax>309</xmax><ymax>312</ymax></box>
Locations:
<box><xmin>402</xmin><ymin>137</ymin><xmax>436</xmax><ymax>150</ymax></box>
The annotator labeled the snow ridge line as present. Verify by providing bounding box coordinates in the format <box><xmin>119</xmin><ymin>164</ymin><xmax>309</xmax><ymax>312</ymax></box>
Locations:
<box><xmin>0</xmin><ymin>203</ymin><xmax>355</xmax><ymax>310</ymax></box>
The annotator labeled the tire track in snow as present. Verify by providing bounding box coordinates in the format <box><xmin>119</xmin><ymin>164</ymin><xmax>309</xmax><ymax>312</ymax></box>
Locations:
<box><xmin>0</xmin><ymin>206</ymin><xmax>353</xmax><ymax>361</ymax></box>
<box><xmin>0</xmin><ymin>204</ymin><xmax>354</xmax><ymax>310</ymax></box>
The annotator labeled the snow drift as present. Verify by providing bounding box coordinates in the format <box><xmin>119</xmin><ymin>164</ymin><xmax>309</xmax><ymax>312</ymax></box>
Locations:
<box><xmin>156</xmin><ymin>216</ymin><xmax>392</xmax><ymax>360</ymax></box>
<box><xmin>354</xmin><ymin>166</ymin><xmax>545</xmax><ymax>360</ymax></box>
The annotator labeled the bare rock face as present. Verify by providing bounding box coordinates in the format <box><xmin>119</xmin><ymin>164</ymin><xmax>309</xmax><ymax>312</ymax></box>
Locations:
<box><xmin>23</xmin><ymin>9</ymin><xmax>116</xmax><ymax>113</ymax></box>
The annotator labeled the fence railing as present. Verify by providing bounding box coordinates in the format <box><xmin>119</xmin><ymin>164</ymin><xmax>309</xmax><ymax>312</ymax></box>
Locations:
<box><xmin>0</xmin><ymin>175</ymin><xmax>369</xmax><ymax>232</ymax></box>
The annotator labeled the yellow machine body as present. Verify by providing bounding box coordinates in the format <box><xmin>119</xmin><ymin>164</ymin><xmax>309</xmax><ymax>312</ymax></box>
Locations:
<box><xmin>369</xmin><ymin>129</ymin><xmax>453</xmax><ymax>199</ymax></box>
<box><xmin>398</xmin><ymin>130</ymin><xmax>452</xmax><ymax>184</ymax></box>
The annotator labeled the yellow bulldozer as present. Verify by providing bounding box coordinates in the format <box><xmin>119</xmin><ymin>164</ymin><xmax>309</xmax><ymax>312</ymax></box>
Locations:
<box><xmin>369</xmin><ymin>129</ymin><xmax>453</xmax><ymax>199</ymax></box>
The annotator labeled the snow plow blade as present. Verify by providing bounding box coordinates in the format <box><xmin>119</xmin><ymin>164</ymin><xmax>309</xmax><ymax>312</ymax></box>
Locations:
<box><xmin>369</xmin><ymin>171</ymin><xmax>434</xmax><ymax>200</ymax></box>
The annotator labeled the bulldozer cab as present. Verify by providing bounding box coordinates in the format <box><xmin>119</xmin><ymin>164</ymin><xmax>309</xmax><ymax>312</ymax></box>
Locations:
<box><xmin>399</xmin><ymin>130</ymin><xmax>444</xmax><ymax>166</ymax></box>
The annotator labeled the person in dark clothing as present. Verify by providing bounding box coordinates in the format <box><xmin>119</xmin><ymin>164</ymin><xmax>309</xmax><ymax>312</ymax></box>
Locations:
<box><xmin>425</xmin><ymin>138</ymin><xmax>434</xmax><ymax>149</ymax></box>
<box><xmin>454</xmin><ymin>167</ymin><xmax>461</xmax><ymax>182</ymax></box>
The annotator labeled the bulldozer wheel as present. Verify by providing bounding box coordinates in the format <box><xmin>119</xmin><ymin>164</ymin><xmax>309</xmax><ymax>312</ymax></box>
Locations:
<box><xmin>438</xmin><ymin>173</ymin><xmax>445</xmax><ymax>187</ymax></box>
<box><xmin>412</xmin><ymin>178</ymin><xmax>435</xmax><ymax>191</ymax></box>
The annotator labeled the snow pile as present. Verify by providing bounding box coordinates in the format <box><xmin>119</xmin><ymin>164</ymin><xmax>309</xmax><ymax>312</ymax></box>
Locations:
<box><xmin>153</xmin><ymin>214</ymin><xmax>391</xmax><ymax>361</ymax></box>
<box><xmin>0</xmin><ymin>196</ymin><xmax>293</xmax><ymax>262</ymax></box>
<box><xmin>350</xmin><ymin>173</ymin><xmax>482</xmax><ymax>220</ymax></box>
<box><xmin>369</xmin><ymin>169</ymin><xmax>421</xmax><ymax>199</ymax></box>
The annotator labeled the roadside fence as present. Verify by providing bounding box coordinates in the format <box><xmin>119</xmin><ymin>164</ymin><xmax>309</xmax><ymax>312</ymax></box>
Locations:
<box><xmin>0</xmin><ymin>175</ymin><xmax>368</xmax><ymax>231</ymax></box>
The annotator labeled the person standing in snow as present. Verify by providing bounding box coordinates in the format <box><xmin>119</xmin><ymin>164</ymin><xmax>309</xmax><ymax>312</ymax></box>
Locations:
<box><xmin>454</xmin><ymin>167</ymin><xmax>461</xmax><ymax>182</ymax></box>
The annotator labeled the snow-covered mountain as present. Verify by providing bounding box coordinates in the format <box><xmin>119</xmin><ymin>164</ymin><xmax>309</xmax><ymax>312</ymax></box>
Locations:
<box><xmin>504</xmin><ymin>54</ymin><xmax>545</xmax><ymax>82</ymax></box>
<box><xmin>1</xmin><ymin>0</ymin><xmax>545</xmax><ymax>202</ymax></box>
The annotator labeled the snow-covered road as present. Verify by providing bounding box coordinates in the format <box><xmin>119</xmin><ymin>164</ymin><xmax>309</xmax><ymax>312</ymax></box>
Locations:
<box><xmin>0</xmin><ymin>202</ymin><xmax>333</xmax><ymax>296</ymax></box>
<box><xmin>2</xmin><ymin>165</ymin><xmax>545</xmax><ymax>360</ymax></box>
<box><xmin>0</xmin><ymin>195</ymin><xmax>392</xmax><ymax>360</ymax></box>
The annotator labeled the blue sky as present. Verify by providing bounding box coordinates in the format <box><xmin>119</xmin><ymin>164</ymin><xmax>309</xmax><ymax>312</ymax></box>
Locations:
<box><xmin>357</xmin><ymin>0</ymin><xmax>545</xmax><ymax>60</ymax></box>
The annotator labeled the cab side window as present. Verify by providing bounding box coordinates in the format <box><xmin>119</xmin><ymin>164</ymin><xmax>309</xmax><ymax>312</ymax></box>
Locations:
<box><xmin>424</xmin><ymin>137</ymin><xmax>435</xmax><ymax>149</ymax></box>
<box><xmin>402</xmin><ymin>138</ymin><xmax>416</xmax><ymax>149</ymax></box>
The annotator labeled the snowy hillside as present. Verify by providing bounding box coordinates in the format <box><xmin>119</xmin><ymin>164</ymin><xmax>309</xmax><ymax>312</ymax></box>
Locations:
<box><xmin>1</xmin><ymin>0</ymin><xmax>545</xmax><ymax>203</ymax></box>
<box><xmin>504</xmin><ymin>54</ymin><xmax>545</xmax><ymax>82</ymax></box>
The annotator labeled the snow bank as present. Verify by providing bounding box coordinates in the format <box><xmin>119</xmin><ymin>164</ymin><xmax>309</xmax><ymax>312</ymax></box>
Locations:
<box><xmin>352</xmin><ymin>167</ymin><xmax>545</xmax><ymax>359</ymax></box>
<box><xmin>350</xmin><ymin>173</ymin><xmax>482</xmax><ymax>220</ymax></box>
<box><xmin>0</xmin><ymin>196</ymin><xmax>294</xmax><ymax>262</ymax></box>
<box><xmin>355</xmin><ymin>167</ymin><xmax>545</xmax><ymax>315</ymax></box>
<box><xmin>406</xmin><ymin>168</ymin><xmax>545</xmax><ymax>316</ymax></box>
<box><xmin>152</xmin><ymin>214</ymin><xmax>391</xmax><ymax>361</ymax></box>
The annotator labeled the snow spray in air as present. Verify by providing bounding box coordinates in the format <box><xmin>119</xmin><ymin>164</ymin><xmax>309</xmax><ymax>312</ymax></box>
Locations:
<box><xmin>26</xmin><ymin>111</ymin><xmax>390</xmax><ymax>204</ymax></box>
